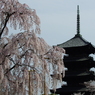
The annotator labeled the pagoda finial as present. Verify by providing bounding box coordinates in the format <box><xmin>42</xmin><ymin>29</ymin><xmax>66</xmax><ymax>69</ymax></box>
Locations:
<box><xmin>77</xmin><ymin>5</ymin><xmax>80</xmax><ymax>35</ymax></box>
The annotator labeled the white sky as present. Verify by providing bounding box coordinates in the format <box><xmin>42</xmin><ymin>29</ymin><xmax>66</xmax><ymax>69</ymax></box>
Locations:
<box><xmin>18</xmin><ymin>0</ymin><xmax>95</xmax><ymax>46</ymax></box>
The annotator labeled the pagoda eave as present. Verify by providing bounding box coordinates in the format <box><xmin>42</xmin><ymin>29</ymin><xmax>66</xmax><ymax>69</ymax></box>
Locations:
<box><xmin>64</xmin><ymin>45</ymin><xmax>95</xmax><ymax>54</ymax></box>
<box><xmin>64</xmin><ymin>71</ymin><xmax>93</xmax><ymax>77</ymax></box>
<box><xmin>64</xmin><ymin>57</ymin><xmax>90</xmax><ymax>62</ymax></box>
<box><xmin>51</xmin><ymin>86</ymin><xmax>88</xmax><ymax>94</ymax></box>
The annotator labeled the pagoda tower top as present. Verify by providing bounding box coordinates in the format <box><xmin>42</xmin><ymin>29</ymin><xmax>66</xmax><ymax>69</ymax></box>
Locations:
<box><xmin>77</xmin><ymin>5</ymin><xmax>80</xmax><ymax>35</ymax></box>
<box><xmin>57</xmin><ymin>5</ymin><xmax>95</xmax><ymax>54</ymax></box>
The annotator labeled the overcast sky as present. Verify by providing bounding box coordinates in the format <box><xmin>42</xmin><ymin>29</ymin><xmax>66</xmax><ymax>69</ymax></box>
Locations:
<box><xmin>18</xmin><ymin>0</ymin><xmax>95</xmax><ymax>46</ymax></box>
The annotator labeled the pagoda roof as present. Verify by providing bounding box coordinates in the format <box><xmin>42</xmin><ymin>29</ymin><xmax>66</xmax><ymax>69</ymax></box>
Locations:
<box><xmin>57</xmin><ymin>34</ymin><xmax>92</xmax><ymax>48</ymax></box>
<box><xmin>51</xmin><ymin>86</ymin><xmax>87</xmax><ymax>94</ymax></box>
<box><xmin>65</xmin><ymin>71</ymin><xmax>92</xmax><ymax>77</ymax></box>
<box><xmin>64</xmin><ymin>56</ymin><xmax>90</xmax><ymax>62</ymax></box>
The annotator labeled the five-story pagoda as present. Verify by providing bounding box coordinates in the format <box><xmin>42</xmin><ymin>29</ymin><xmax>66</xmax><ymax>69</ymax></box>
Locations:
<box><xmin>53</xmin><ymin>5</ymin><xmax>95</xmax><ymax>95</ymax></box>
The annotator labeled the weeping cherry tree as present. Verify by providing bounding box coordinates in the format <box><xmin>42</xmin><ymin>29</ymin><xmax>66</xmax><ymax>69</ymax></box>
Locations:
<box><xmin>0</xmin><ymin>0</ymin><xmax>65</xmax><ymax>95</ymax></box>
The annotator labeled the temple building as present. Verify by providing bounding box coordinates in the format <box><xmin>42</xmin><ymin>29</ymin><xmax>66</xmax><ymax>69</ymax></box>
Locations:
<box><xmin>53</xmin><ymin>5</ymin><xmax>95</xmax><ymax>95</ymax></box>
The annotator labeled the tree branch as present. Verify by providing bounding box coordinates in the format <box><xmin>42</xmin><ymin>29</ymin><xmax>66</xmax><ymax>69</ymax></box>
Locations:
<box><xmin>0</xmin><ymin>12</ymin><xmax>15</xmax><ymax>38</ymax></box>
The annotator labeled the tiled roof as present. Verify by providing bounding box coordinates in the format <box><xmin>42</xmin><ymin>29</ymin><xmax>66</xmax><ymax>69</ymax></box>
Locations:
<box><xmin>57</xmin><ymin>34</ymin><xmax>90</xmax><ymax>48</ymax></box>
